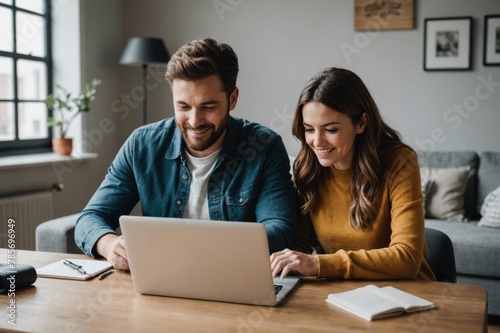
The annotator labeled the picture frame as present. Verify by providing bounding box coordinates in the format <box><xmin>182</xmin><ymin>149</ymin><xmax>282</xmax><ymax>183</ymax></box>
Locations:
<box><xmin>483</xmin><ymin>15</ymin><xmax>500</xmax><ymax>66</ymax></box>
<box><xmin>354</xmin><ymin>0</ymin><xmax>415</xmax><ymax>31</ymax></box>
<box><xmin>424</xmin><ymin>17</ymin><xmax>473</xmax><ymax>71</ymax></box>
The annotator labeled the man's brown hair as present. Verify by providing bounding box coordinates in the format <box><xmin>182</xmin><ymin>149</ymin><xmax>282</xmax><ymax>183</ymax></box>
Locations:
<box><xmin>165</xmin><ymin>37</ymin><xmax>239</xmax><ymax>96</ymax></box>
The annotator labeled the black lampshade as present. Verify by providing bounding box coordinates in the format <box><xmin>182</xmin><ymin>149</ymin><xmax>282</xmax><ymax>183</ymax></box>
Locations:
<box><xmin>119</xmin><ymin>37</ymin><xmax>170</xmax><ymax>66</ymax></box>
<box><xmin>119</xmin><ymin>37</ymin><xmax>170</xmax><ymax>125</ymax></box>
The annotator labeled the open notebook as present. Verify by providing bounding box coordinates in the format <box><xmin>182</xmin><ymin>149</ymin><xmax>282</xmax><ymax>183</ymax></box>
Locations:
<box><xmin>37</xmin><ymin>259</ymin><xmax>113</xmax><ymax>281</ymax></box>
<box><xmin>326</xmin><ymin>285</ymin><xmax>435</xmax><ymax>321</ymax></box>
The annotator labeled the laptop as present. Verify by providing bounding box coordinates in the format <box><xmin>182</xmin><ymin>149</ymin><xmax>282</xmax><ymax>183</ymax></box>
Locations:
<box><xmin>119</xmin><ymin>216</ymin><xmax>300</xmax><ymax>306</ymax></box>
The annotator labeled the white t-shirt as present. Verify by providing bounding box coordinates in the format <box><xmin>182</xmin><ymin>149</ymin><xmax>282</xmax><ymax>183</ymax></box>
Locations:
<box><xmin>183</xmin><ymin>148</ymin><xmax>221</xmax><ymax>220</ymax></box>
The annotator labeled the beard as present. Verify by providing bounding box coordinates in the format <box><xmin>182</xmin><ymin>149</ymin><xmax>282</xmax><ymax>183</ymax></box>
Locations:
<box><xmin>179</xmin><ymin>114</ymin><xmax>228</xmax><ymax>153</ymax></box>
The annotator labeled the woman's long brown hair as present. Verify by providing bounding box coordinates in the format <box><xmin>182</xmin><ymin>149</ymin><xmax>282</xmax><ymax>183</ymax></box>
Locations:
<box><xmin>292</xmin><ymin>68</ymin><xmax>409</xmax><ymax>229</ymax></box>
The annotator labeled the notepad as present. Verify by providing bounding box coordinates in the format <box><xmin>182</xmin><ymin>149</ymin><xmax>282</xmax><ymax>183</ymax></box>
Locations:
<box><xmin>37</xmin><ymin>259</ymin><xmax>113</xmax><ymax>281</ymax></box>
<box><xmin>326</xmin><ymin>285</ymin><xmax>436</xmax><ymax>321</ymax></box>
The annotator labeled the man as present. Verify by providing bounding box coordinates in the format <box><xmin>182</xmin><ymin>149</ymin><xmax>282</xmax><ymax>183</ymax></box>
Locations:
<box><xmin>75</xmin><ymin>37</ymin><xmax>297</xmax><ymax>270</ymax></box>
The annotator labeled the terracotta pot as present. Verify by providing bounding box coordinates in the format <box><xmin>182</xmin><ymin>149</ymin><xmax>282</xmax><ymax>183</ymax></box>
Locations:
<box><xmin>52</xmin><ymin>138</ymin><xmax>73</xmax><ymax>156</ymax></box>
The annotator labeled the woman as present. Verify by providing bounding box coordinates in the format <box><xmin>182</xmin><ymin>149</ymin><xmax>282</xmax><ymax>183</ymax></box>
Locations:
<box><xmin>271</xmin><ymin>68</ymin><xmax>435</xmax><ymax>281</ymax></box>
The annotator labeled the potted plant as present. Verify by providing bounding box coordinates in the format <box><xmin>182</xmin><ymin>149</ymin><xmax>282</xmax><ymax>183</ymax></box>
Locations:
<box><xmin>44</xmin><ymin>79</ymin><xmax>101</xmax><ymax>156</ymax></box>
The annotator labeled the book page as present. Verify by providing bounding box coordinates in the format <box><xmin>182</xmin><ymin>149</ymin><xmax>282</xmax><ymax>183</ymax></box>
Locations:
<box><xmin>37</xmin><ymin>259</ymin><xmax>113</xmax><ymax>281</ymax></box>
<box><xmin>376</xmin><ymin>286</ymin><xmax>436</xmax><ymax>312</ymax></box>
<box><xmin>326</xmin><ymin>285</ymin><xmax>404</xmax><ymax>321</ymax></box>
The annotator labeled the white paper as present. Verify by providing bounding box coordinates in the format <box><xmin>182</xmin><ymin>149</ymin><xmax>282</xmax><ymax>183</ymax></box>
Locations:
<box><xmin>37</xmin><ymin>259</ymin><xmax>113</xmax><ymax>280</ymax></box>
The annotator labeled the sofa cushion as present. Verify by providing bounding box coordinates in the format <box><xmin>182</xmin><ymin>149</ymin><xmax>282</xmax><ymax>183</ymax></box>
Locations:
<box><xmin>417</xmin><ymin>151</ymin><xmax>479</xmax><ymax>220</ymax></box>
<box><xmin>420</xmin><ymin>166</ymin><xmax>469</xmax><ymax>221</ymax></box>
<box><xmin>478</xmin><ymin>186</ymin><xmax>500</xmax><ymax>228</ymax></box>
<box><xmin>477</xmin><ymin>152</ymin><xmax>500</xmax><ymax>215</ymax></box>
<box><xmin>425</xmin><ymin>219</ymin><xmax>500</xmax><ymax>277</ymax></box>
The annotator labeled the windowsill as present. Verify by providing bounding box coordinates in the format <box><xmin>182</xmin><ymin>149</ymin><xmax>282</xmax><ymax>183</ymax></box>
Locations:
<box><xmin>0</xmin><ymin>152</ymin><xmax>98</xmax><ymax>170</ymax></box>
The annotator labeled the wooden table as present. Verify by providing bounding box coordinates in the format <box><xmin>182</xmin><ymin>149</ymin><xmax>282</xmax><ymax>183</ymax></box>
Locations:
<box><xmin>0</xmin><ymin>249</ymin><xmax>487</xmax><ymax>333</ymax></box>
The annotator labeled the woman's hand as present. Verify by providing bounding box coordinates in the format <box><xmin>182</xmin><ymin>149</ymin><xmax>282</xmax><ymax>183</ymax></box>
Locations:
<box><xmin>270</xmin><ymin>248</ymin><xmax>319</xmax><ymax>279</ymax></box>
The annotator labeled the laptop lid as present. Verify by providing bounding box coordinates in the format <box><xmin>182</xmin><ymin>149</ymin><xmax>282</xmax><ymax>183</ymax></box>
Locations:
<box><xmin>119</xmin><ymin>216</ymin><xmax>299</xmax><ymax>306</ymax></box>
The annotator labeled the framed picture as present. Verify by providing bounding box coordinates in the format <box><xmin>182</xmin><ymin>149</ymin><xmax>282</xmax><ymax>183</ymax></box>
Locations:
<box><xmin>483</xmin><ymin>15</ymin><xmax>500</xmax><ymax>66</ymax></box>
<box><xmin>424</xmin><ymin>17</ymin><xmax>473</xmax><ymax>71</ymax></box>
<box><xmin>354</xmin><ymin>0</ymin><xmax>415</xmax><ymax>31</ymax></box>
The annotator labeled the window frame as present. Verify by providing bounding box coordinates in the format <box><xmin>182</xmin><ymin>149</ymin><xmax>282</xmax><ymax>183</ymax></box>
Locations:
<box><xmin>0</xmin><ymin>0</ymin><xmax>53</xmax><ymax>157</ymax></box>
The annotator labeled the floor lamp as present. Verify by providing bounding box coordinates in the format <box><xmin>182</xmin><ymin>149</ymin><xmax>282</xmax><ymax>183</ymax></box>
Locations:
<box><xmin>119</xmin><ymin>37</ymin><xmax>170</xmax><ymax>125</ymax></box>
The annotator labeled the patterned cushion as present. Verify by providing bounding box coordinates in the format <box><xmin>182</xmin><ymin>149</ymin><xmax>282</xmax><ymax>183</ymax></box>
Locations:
<box><xmin>421</xmin><ymin>178</ymin><xmax>433</xmax><ymax>215</ymax></box>
<box><xmin>478</xmin><ymin>186</ymin><xmax>500</xmax><ymax>228</ymax></box>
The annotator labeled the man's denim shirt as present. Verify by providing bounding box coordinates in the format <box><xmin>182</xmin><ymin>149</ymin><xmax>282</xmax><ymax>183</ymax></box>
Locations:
<box><xmin>75</xmin><ymin>116</ymin><xmax>297</xmax><ymax>256</ymax></box>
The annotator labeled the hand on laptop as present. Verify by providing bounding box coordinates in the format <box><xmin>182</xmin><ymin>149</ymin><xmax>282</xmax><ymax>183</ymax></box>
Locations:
<box><xmin>270</xmin><ymin>248</ymin><xmax>319</xmax><ymax>279</ymax></box>
<box><xmin>96</xmin><ymin>234</ymin><xmax>129</xmax><ymax>270</ymax></box>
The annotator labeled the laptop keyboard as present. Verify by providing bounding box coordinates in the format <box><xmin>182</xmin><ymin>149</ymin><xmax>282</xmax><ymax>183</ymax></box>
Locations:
<box><xmin>274</xmin><ymin>284</ymin><xmax>283</xmax><ymax>295</ymax></box>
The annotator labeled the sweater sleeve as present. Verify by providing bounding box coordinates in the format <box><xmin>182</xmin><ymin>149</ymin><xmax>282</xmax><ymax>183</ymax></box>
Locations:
<box><xmin>316</xmin><ymin>149</ymin><xmax>433</xmax><ymax>280</ymax></box>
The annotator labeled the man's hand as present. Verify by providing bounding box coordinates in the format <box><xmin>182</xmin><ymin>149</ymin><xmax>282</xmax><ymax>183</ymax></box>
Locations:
<box><xmin>96</xmin><ymin>234</ymin><xmax>129</xmax><ymax>270</ymax></box>
<box><xmin>270</xmin><ymin>248</ymin><xmax>319</xmax><ymax>279</ymax></box>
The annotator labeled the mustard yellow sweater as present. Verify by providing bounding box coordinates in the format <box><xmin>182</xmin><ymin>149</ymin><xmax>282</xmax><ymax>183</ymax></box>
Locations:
<box><xmin>296</xmin><ymin>147</ymin><xmax>435</xmax><ymax>280</ymax></box>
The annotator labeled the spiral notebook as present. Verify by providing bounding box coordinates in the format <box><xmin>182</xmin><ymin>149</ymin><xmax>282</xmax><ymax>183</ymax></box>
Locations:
<box><xmin>37</xmin><ymin>259</ymin><xmax>113</xmax><ymax>281</ymax></box>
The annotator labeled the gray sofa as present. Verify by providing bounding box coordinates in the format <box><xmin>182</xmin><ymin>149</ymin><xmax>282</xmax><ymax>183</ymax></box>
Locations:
<box><xmin>36</xmin><ymin>213</ymin><xmax>82</xmax><ymax>254</ymax></box>
<box><xmin>417</xmin><ymin>150</ymin><xmax>500</xmax><ymax>316</ymax></box>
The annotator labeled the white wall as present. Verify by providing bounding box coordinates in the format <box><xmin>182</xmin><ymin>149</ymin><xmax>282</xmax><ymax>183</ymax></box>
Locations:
<box><xmin>122</xmin><ymin>0</ymin><xmax>500</xmax><ymax>155</ymax></box>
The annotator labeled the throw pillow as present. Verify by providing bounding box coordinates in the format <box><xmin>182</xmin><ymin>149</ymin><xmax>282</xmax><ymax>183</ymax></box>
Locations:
<box><xmin>420</xmin><ymin>166</ymin><xmax>470</xmax><ymax>221</ymax></box>
<box><xmin>478</xmin><ymin>186</ymin><xmax>500</xmax><ymax>228</ymax></box>
<box><xmin>420</xmin><ymin>178</ymin><xmax>433</xmax><ymax>215</ymax></box>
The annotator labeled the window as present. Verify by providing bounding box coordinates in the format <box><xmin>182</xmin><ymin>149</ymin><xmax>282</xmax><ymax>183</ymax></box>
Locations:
<box><xmin>0</xmin><ymin>0</ymin><xmax>52</xmax><ymax>156</ymax></box>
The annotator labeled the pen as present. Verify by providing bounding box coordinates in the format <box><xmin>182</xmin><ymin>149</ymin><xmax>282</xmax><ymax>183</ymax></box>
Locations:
<box><xmin>63</xmin><ymin>259</ymin><xmax>87</xmax><ymax>274</ymax></box>
<box><xmin>98</xmin><ymin>270</ymin><xmax>114</xmax><ymax>280</ymax></box>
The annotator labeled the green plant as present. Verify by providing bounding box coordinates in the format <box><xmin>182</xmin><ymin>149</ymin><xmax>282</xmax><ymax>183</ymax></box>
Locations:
<box><xmin>45</xmin><ymin>79</ymin><xmax>101</xmax><ymax>138</ymax></box>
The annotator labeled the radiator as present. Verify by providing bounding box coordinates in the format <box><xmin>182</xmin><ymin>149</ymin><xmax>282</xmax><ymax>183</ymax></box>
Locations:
<box><xmin>0</xmin><ymin>191</ymin><xmax>54</xmax><ymax>251</ymax></box>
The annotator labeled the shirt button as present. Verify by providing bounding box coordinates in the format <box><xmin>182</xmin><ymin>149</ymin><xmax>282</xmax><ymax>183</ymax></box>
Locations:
<box><xmin>182</xmin><ymin>174</ymin><xmax>188</xmax><ymax>180</ymax></box>
<box><xmin>239</xmin><ymin>198</ymin><xmax>244</xmax><ymax>203</ymax></box>
<box><xmin>176</xmin><ymin>200</ymin><xmax>182</xmax><ymax>205</ymax></box>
